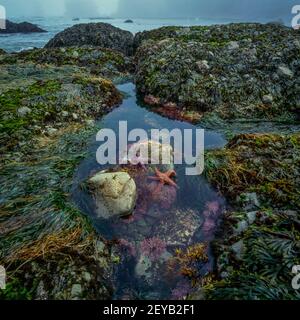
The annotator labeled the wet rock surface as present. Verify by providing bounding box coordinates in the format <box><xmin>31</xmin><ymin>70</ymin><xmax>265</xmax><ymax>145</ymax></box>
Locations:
<box><xmin>45</xmin><ymin>23</ymin><xmax>134</xmax><ymax>56</ymax></box>
<box><xmin>0</xmin><ymin>71</ymin><xmax>121</xmax><ymax>154</ymax></box>
<box><xmin>0</xmin><ymin>38</ymin><xmax>124</xmax><ymax>300</ymax></box>
<box><xmin>1</xmin><ymin>21</ymin><xmax>300</xmax><ymax>301</ymax></box>
<box><xmin>135</xmin><ymin>23</ymin><xmax>300</xmax><ymax>123</ymax></box>
<box><xmin>205</xmin><ymin>133</ymin><xmax>300</xmax><ymax>300</ymax></box>
<box><xmin>0</xmin><ymin>46</ymin><xmax>131</xmax><ymax>80</ymax></box>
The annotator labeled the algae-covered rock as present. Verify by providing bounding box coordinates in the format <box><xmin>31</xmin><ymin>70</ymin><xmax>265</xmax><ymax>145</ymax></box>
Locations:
<box><xmin>45</xmin><ymin>23</ymin><xmax>134</xmax><ymax>56</ymax></box>
<box><xmin>152</xmin><ymin>208</ymin><xmax>204</xmax><ymax>247</ymax></box>
<box><xmin>0</xmin><ymin>46</ymin><xmax>130</xmax><ymax>80</ymax></box>
<box><xmin>0</xmin><ymin>67</ymin><xmax>121</xmax><ymax>153</ymax></box>
<box><xmin>135</xmin><ymin>23</ymin><xmax>300</xmax><ymax>123</ymax></box>
<box><xmin>88</xmin><ymin>171</ymin><xmax>137</xmax><ymax>219</ymax></box>
<box><xmin>204</xmin><ymin>132</ymin><xmax>300</xmax><ymax>300</ymax></box>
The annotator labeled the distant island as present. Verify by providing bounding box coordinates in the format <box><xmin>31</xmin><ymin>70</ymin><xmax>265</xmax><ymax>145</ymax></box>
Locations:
<box><xmin>0</xmin><ymin>19</ymin><xmax>47</xmax><ymax>34</ymax></box>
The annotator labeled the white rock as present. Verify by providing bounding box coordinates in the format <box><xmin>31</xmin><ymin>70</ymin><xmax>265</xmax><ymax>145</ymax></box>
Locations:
<box><xmin>246</xmin><ymin>211</ymin><xmax>257</xmax><ymax>224</ymax></box>
<box><xmin>85</xmin><ymin>119</ymin><xmax>95</xmax><ymax>127</ymax></box>
<box><xmin>47</xmin><ymin>127</ymin><xmax>58</xmax><ymax>136</ymax></box>
<box><xmin>72</xmin><ymin>113</ymin><xmax>79</xmax><ymax>120</ymax></box>
<box><xmin>196</xmin><ymin>60</ymin><xmax>210</xmax><ymax>72</ymax></box>
<box><xmin>83</xmin><ymin>272</ymin><xmax>92</xmax><ymax>282</ymax></box>
<box><xmin>135</xmin><ymin>255</ymin><xmax>152</xmax><ymax>279</ymax></box>
<box><xmin>262</xmin><ymin>94</ymin><xmax>274</xmax><ymax>104</ymax></box>
<box><xmin>18</xmin><ymin>107</ymin><xmax>31</xmax><ymax>117</ymax></box>
<box><xmin>227</xmin><ymin>41</ymin><xmax>240</xmax><ymax>50</ymax></box>
<box><xmin>235</xmin><ymin>220</ymin><xmax>249</xmax><ymax>235</ymax></box>
<box><xmin>278</xmin><ymin>65</ymin><xmax>294</xmax><ymax>78</ymax></box>
<box><xmin>231</xmin><ymin>240</ymin><xmax>245</xmax><ymax>260</ymax></box>
<box><xmin>122</xmin><ymin>139</ymin><xmax>174</xmax><ymax>171</ymax></box>
<box><xmin>71</xmin><ymin>284</ymin><xmax>82</xmax><ymax>298</ymax></box>
<box><xmin>72</xmin><ymin>51</ymin><xmax>79</xmax><ymax>58</ymax></box>
<box><xmin>88</xmin><ymin>171</ymin><xmax>137</xmax><ymax>219</ymax></box>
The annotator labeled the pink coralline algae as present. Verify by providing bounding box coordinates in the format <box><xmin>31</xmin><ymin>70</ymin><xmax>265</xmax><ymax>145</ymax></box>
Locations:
<box><xmin>202</xmin><ymin>219</ymin><xmax>216</xmax><ymax>235</ymax></box>
<box><xmin>140</xmin><ymin>237</ymin><xmax>167</xmax><ymax>261</ymax></box>
<box><xmin>205</xmin><ymin>201</ymin><xmax>220</xmax><ymax>216</ymax></box>
<box><xmin>148</xmin><ymin>182</ymin><xmax>177</xmax><ymax>209</ymax></box>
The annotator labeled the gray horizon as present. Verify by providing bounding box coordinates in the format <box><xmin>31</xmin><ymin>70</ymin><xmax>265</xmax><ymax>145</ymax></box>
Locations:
<box><xmin>1</xmin><ymin>0</ymin><xmax>298</xmax><ymax>23</ymax></box>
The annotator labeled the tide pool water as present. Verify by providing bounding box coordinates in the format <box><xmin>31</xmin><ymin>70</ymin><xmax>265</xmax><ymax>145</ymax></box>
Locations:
<box><xmin>72</xmin><ymin>83</ymin><xmax>227</xmax><ymax>300</ymax></box>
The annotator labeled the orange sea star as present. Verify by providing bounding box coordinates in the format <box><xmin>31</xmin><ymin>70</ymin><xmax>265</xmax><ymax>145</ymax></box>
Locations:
<box><xmin>148</xmin><ymin>168</ymin><xmax>178</xmax><ymax>190</ymax></box>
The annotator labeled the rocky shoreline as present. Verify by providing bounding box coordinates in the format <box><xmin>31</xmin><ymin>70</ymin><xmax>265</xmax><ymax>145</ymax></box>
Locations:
<box><xmin>0</xmin><ymin>20</ymin><xmax>47</xmax><ymax>34</ymax></box>
<box><xmin>0</xmin><ymin>22</ymin><xmax>299</xmax><ymax>300</ymax></box>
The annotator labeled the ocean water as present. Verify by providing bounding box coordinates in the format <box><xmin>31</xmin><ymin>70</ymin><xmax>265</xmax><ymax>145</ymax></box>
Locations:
<box><xmin>0</xmin><ymin>16</ymin><xmax>276</xmax><ymax>52</ymax></box>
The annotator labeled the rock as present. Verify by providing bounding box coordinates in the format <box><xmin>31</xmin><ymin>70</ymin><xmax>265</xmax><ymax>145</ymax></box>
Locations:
<box><xmin>239</xmin><ymin>192</ymin><xmax>260</xmax><ymax>210</ymax></box>
<box><xmin>234</xmin><ymin>220</ymin><xmax>249</xmax><ymax>235</ymax></box>
<box><xmin>135</xmin><ymin>23</ymin><xmax>299</xmax><ymax>121</ymax></box>
<box><xmin>220</xmin><ymin>271</ymin><xmax>229</xmax><ymax>279</ymax></box>
<box><xmin>17</xmin><ymin>107</ymin><xmax>31</xmax><ymax>117</ymax></box>
<box><xmin>61</xmin><ymin>111</ymin><xmax>69</xmax><ymax>117</ymax></box>
<box><xmin>152</xmin><ymin>209</ymin><xmax>203</xmax><ymax>247</ymax></box>
<box><xmin>85</xmin><ymin>119</ymin><xmax>95</xmax><ymax>127</ymax></box>
<box><xmin>72</xmin><ymin>113</ymin><xmax>79</xmax><ymax>120</ymax></box>
<box><xmin>123</xmin><ymin>139</ymin><xmax>174</xmax><ymax>171</ymax></box>
<box><xmin>231</xmin><ymin>240</ymin><xmax>245</xmax><ymax>260</ymax></box>
<box><xmin>88</xmin><ymin>171</ymin><xmax>137</xmax><ymax>219</ymax></box>
<box><xmin>227</xmin><ymin>41</ymin><xmax>240</xmax><ymax>50</ymax></box>
<box><xmin>35</xmin><ymin>281</ymin><xmax>48</xmax><ymax>300</ymax></box>
<box><xmin>135</xmin><ymin>255</ymin><xmax>152</xmax><ymax>279</ymax></box>
<box><xmin>278</xmin><ymin>65</ymin><xmax>294</xmax><ymax>78</ymax></box>
<box><xmin>135</xmin><ymin>251</ymin><xmax>172</xmax><ymax>287</ymax></box>
<box><xmin>0</xmin><ymin>49</ymin><xmax>6</xmax><ymax>55</ymax></box>
<box><xmin>45</xmin><ymin>23</ymin><xmax>134</xmax><ymax>55</ymax></box>
<box><xmin>124</xmin><ymin>19</ymin><xmax>134</xmax><ymax>23</ymax></box>
<box><xmin>144</xmin><ymin>95</ymin><xmax>160</xmax><ymax>106</ymax></box>
<box><xmin>46</xmin><ymin>127</ymin><xmax>58</xmax><ymax>136</ymax></box>
<box><xmin>72</xmin><ymin>50</ymin><xmax>79</xmax><ymax>58</ymax></box>
<box><xmin>83</xmin><ymin>272</ymin><xmax>92</xmax><ymax>282</ymax></box>
<box><xmin>96</xmin><ymin>240</ymin><xmax>106</xmax><ymax>254</ymax></box>
<box><xmin>246</xmin><ymin>211</ymin><xmax>257</xmax><ymax>224</ymax></box>
<box><xmin>163</xmin><ymin>102</ymin><xmax>177</xmax><ymax>109</ymax></box>
<box><xmin>196</xmin><ymin>60</ymin><xmax>210</xmax><ymax>72</ymax></box>
<box><xmin>71</xmin><ymin>284</ymin><xmax>82</xmax><ymax>298</ymax></box>
<box><xmin>262</xmin><ymin>94</ymin><xmax>274</xmax><ymax>104</ymax></box>
<box><xmin>0</xmin><ymin>20</ymin><xmax>47</xmax><ymax>34</ymax></box>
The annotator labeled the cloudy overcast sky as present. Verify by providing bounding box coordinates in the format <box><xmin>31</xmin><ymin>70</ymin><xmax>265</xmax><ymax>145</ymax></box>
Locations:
<box><xmin>1</xmin><ymin>0</ymin><xmax>298</xmax><ymax>21</ymax></box>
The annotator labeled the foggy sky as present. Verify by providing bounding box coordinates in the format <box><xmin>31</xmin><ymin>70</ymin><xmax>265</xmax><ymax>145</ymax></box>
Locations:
<box><xmin>1</xmin><ymin>0</ymin><xmax>298</xmax><ymax>21</ymax></box>
<box><xmin>117</xmin><ymin>0</ymin><xmax>298</xmax><ymax>20</ymax></box>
